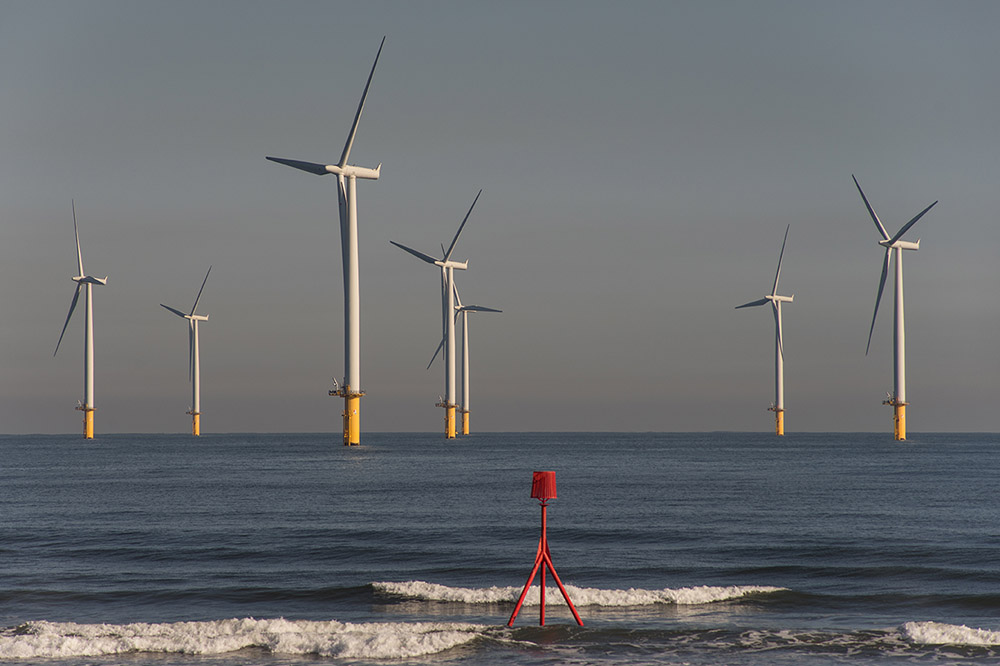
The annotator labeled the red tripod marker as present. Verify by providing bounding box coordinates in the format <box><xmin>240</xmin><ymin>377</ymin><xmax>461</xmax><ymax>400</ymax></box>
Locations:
<box><xmin>507</xmin><ymin>471</ymin><xmax>584</xmax><ymax>627</ymax></box>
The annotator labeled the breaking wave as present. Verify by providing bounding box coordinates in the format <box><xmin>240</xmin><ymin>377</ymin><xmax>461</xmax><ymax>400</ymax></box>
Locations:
<box><xmin>373</xmin><ymin>580</ymin><xmax>785</xmax><ymax>606</ymax></box>
<box><xmin>0</xmin><ymin>617</ymin><xmax>487</xmax><ymax>660</ymax></box>
<box><xmin>903</xmin><ymin>621</ymin><xmax>1000</xmax><ymax>646</ymax></box>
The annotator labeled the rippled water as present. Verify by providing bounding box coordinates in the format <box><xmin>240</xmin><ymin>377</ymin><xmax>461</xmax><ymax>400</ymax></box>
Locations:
<box><xmin>2</xmin><ymin>431</ymin><xmax>999</xmax><ymax>664</ymax></box>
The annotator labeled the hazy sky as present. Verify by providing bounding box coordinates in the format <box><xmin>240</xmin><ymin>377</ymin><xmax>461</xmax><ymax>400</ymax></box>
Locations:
<box><xmin>2</xmin><ymin>1</ymin><xmax>998</xmax><ymax>435</ymax></box>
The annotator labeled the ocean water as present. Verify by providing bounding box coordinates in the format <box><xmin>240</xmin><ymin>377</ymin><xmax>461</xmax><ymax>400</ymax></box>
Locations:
<box><xmin>2</xmin><ymin>431</ymin><xmax>1000</xmax><ymax>665</ymax></box>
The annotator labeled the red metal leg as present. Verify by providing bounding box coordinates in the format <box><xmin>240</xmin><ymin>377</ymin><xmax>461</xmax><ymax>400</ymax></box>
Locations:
<box><xmin>507</xmin><ymin>550</ymin><xmax>543</xmax><ymax>626</ymax></box>
<box><xmin>542</xmin><ymin>550</ymin><xmax>584</xmax><ymax>626</ymax></box>
<box><xmin>540</xmin><ymin>555</ymin><xmax>546</xmax><ymax>625</ymax></box>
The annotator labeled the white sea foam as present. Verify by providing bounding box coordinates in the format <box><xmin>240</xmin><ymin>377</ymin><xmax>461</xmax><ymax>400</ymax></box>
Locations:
<box><xmin>0</xmin><ymin>618</ymin><xmax>487</xmax><ymax>660</ymax></box>
<box><xmin>903</xmin><ymin>621</ymin><xmax>1000</xmax><ymax>646</ymax></box>
<box><xmin>373</xmin><ymin>580</ymin><xmax>784</xmax><ymax>607</ymax></box>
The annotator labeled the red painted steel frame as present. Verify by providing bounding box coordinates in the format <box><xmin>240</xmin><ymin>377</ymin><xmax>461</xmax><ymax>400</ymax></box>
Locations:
<box><xmin>507</xmin><ymin>499</ymin><xmax>584</xmax><ymax>626</ymax></box>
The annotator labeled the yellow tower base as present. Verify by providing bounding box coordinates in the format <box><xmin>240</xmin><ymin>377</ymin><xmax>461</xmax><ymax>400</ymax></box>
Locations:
<box><xmin>768</xmin><ymin>406</ymin><xmax>784</xmax><ymax>436</ymax></box>
<box><xmin>190</xmin><ymin>412</ymin><xmax>201</xmax><ymax>437</ymax></box>
<box><xmin>78</xmin><ymin>404</ymin><xmax>94</xmax><ymax>439</ymax></box>
<box><xmin>344</xmin><ymin>395</ymin><xmax>361</xmax><ymax>445</ymax></box>
<box><xmin>883</xmin><ymin>396</ymin><xmax>907</xmax><ymax>441</ymax></box>
<box><xmin>331</xmin><ymin>385</ymin><xmax>363</xmax><ymax>446</ymax></box>
<box><xmin>461</xmin><ymin>410</ymin><xmax>469</xmax><ymax>436</ymax></box>
<box><xmin>436</xmin><ymin>399</ymin><xmax>457</xmax><ymax>439</ymax></box>
<box><xmin>445</xmin><ymin>405</ymin><xmax>456</xmax><ymax>439</ymax></box>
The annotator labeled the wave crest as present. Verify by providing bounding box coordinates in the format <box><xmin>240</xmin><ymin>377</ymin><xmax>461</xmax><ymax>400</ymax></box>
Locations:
<box><xmin>903</xmin><ymin>621</ymin><xmax>1000</xmax><ymax>646</ymax></box>
<box><xmin>373</xmin><ymin>580</ymin><xmax>784</xmax><ymax>607</ymax></box>
<box><xmin>0</xmin><ymin>618</ymin><xmax>486</xmax><ymax>659</ymax></box>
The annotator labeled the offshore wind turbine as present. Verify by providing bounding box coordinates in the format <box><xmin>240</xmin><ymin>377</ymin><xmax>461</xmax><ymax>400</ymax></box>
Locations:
<box><xmin>390</xmin><ymin>189</ymin><xmax>482</xmax><ymax>439</ymax></box>
<box><xmin>266</xmin><ymin>37</ymin><xmax>384</xmax><ymax>446</ymax></box>
<box><xmin>161</xmin><ymin>267</ymin><xmax>212</xmax><ymax>436</ymax></box>
<box><xmin>853</xmin><ymin>175</ymin><xmax>937</xmax><ymax>441</ymax></box>
<box><xmin>453</xmin><ymin>283</ymin><xmax>501</xmax><ymax>436</ymax></box>
<box><xmin>53</xmin><ymin>202</ymin><xmax>108</xmax><ymax>439</ymax></box>
<box><xmin>736</xmin><ymin>225</ymin><xmax>793</xmax><ymax>436</ymax></box>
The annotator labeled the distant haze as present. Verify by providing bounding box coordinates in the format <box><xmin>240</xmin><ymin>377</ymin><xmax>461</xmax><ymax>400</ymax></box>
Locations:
<box><xmin>2</xmin><ymin>1</ymin><xmax>997</xmax><ymax>434</ymax></box>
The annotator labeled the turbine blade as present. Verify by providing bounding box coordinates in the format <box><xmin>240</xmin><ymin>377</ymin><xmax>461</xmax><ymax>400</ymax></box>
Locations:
<box><xmin>338</xmin><ymin>175</ymin><xmax>350</xmax><ymax>286</ymax></box>
<box><xmin>340</xmin><ymin>36</ymin><xmax>385</xmax><ymax>168</ymax></box>
<box><xmin>390</xmin><ymin>240</ymin><xmax>438</xmax><ymax>264</ymax></box>
<box><xmin>890</xmin><ymin>200</ymin><xmax>937</xmax><ymax>244</ymax></box>
<box><xmin>190</xmin><ymin>266</ymin><xmax>212</xmax><ymax>315</ymax></box>
<box><xmin>461</xmin><ymin>305</ymin><xmax>502</xmax><ymax>313</ymax></box>
<box><xmin>72</xmin><ymin>201</ymin><xmax>85</xmax><ymax>276</ymax></box>
<box><xmin>440</xmin><ymin>268</ymin><xmax>447</xmax><ymax>337</ymax></box>
<box><xmin>443</xmin><ymin>189</ymin><xmax>482</xmax><ymax>262</ymax></box>
<box><xmin>735</xmin><ymin>298</ymin><xmax>769</xmax><ymax>309</ymax></box>
<box><xmin>161</xmin><ymin>303</ymin><xmax>188</xmax><ymax>318</ymax></box>
<box><xmin>265</xmin><ymin>156</ymin><xmax>330</xmax><ymax>175</ymax></box>
<box><xmin>774</xmin><ymin>301</ymin><xmax>784</xmax><ymax>360</ymax></box>
<box><xmin>54</xmin><ymin>285</ymin><xmax>81</xmax><ymax>356</ymax></box>
<box><xmin>426</xmin><ymin>336</ymin><xmax>445</xmax><ymax>370</ymax></box>
<box><xmin>188</xmin><ymin>321</ymin><xmax>195</xmax><ymax>382</ymax></box>
<box><xmin>337</xmin><ymin>174</ymin><xmax>348</xmax><ymax>211</ymax></box>
<box><xmin>453</xmin><ymin>281</ymin><xmax>463</xmax><ymax>309</ymax></box>
<box><xmin>866</xmin><ymin>249</ymin><xmax>891</xmax><ymax>355</ymax></box>
<box><xmin>772</xmin><ymin>224</ymin><xmax>790</xmax><ymax>296</ymax></box>
<box><xmin>853</xmin><ymin>175</ymin><xmax>890</xmax><ymax>241</ymax></box>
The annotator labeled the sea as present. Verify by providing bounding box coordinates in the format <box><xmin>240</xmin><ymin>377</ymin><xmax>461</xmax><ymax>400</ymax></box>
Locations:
<box><xmin>2</xmin><ymin>431</ymin><xmax>1000</xmax><ymax>665</ymax></box>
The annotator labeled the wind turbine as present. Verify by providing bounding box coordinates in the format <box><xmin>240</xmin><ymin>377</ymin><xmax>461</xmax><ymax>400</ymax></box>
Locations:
<box><xmin>53</xmin><ymin>202</ymin><xmax>108</xmax><ymax>439</ymax></box>
<box><xmin>161</xmin><ymin>267</ymin><xmax>212</xmax><ymax>436</ymax></box>
<box><xmin>853</xmin><ymin>175</ymin><xmax>937</xmax><ymax>441</ymax></box>
<box><xmin>266</xmin><ymin>37</ymin><xmax>384</xmax><ymax>446</ymax></box>
<box><xmin>453</xmin><ymin>283</ymin><xmax>501</xmax><ymax>436</ymax></box>
<box><xmin>736</xmin><ymin>225</ymin><xmax>793</xmax><ymax>436</ymax></box>
<box><xmin>390</xmin><ymin>189</ymin><xmax>482</xmax><ymax>439</ymax></box>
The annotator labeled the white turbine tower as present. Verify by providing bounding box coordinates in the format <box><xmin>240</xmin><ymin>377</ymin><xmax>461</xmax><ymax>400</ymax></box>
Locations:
<box><xmin>453</xmin><ymin>283</ymin><xmax>501</xmax><ymax>436</ymax></box>
<box><xmin>853</xmin><ymin>175</ymin><xmax>937</xmax><ymax>441</ymax></box>
<box><xmin>161</xmin><ymin>267</ymin><xmax>212</xmax><ymax>436</ymax></box>
<box><xmin>736</xmin><ymin>224</ymin><xmax>793</xmax><ymax>436</ymax></box>
<box><xmin>266</xmin><ymin>37</ymin><xmax>384</xmax><ymax>446</ymax></box>
<box><xmin>390</xmin><ymin>190</ymin><xmax>482</xmax><ymax>439</ymax></box>
<box><xmin>54</xmin><ymin>202</ymin><xmax>108</xmax><ymax>439</ymax></box>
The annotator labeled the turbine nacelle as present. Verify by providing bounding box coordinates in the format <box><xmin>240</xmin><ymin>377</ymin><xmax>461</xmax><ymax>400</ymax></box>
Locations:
<box><xmin>736</xmin><ymin>293</ymin><xmax>794</xmax><ymax>309</ymax></box>
<box><xmin>879</xmin><ymin>238</ymin><xmax>920</xmax><ymax>251</ymax></box>
<box><xmin>436</xmin><ymin>259</ymin><xmax>468</xmax><ymax>270</ymax></box>
<box><xmin>326</xmin><ymin>163</ymin><xmax>381</xmax><ymax>180</ymax></box>
<box><xmin>73</xmin><ymin>275</ymin><xmax>108</xmax><ymax>286</ymax></box>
